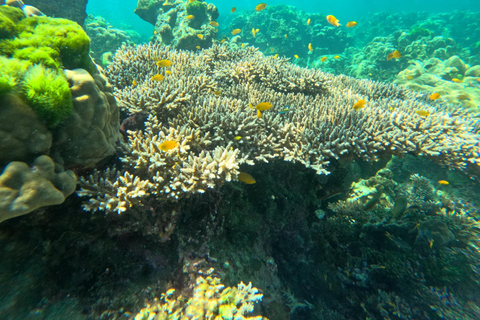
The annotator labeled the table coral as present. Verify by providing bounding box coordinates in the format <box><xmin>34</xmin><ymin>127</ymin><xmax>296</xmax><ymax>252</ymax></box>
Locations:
<box><xmin>0</xmin><ymin>155</ymin><xmax>76</xmax><ymax>223</ymax></box>
<box><xmin>78</xmin><ymin>43</ymin><xmax>480</xmax><ymax>214</ymax></box>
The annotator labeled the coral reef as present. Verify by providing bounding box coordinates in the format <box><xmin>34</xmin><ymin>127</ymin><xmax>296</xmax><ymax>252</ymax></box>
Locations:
<box><xmin>0</xmin><ymin>7</ymin><xmax>120</xmax><ymax>168</ymax></box>
<box><xmin>26</xmin><ymin>0</ymin><xmax>88</xmax><ymax>25</ymax></box>
<box><xmin>345</xmin><ymin>31</ymin><xmax>458</xmax><ymax>81</ymax></box>
<box><xmin>227</xmin><ymin>5</ymin><xmax>352</xmax><ymax>62</ymax></box>
<box><xmin>135</xmin><ymin>271</ymin><xmax>266</xmax><ymax>320</ymax></box>
<box><xmin>0</xmin><ymin>155</ymin><xmax>76</xmax><ymax>223</ymax></box>
<box><xmin>76</xmin><ymin>43</ymin><xmax>480</xmax><ymax>214</ymax></box>
<box><xmin>85</xmin><ymin>15</ymin><xmax>142</xmax><ymax>67</ymax></box>
<box><xmin>135</xmin><ymin>0</ymin><xmax>218</xmax><ymax>50</ymax></box>
<box><xmin>395</xmin><ymin>56</ymin><xmax>480</xmax><ymax>110</ymax></box>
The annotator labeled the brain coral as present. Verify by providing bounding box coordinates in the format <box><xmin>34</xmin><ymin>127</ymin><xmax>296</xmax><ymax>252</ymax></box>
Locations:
<box><xmin>78</xmin><ymin>43</ymin><xmax>480</xmax><ymax>214</ymax></box>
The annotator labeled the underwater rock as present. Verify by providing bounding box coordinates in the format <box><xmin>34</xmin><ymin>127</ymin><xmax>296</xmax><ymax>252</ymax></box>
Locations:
<box><xmin>134</xmin><ymin>0</ymin><xmax>164</xmax><ymax>25</ymax></box>
<box><xmin>27</xmin><ymin>0</ymin><xmax>88</xmax><ymax>25</ymax></box>
<box><xmin>85</xmin><ymin>15</ymin><xmax>142</xmax><ymax>67</ymax></box>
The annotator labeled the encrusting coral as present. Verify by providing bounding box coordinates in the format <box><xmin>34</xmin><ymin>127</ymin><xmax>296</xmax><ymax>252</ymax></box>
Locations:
<box><xmin>77</xmin><ymin>43</ymin><xmax>480</xmax><ymax>214</ymax></box>
<box><xmin>0</xmin><ymin>155</ymin><xmax>76</xmax><ymax>223</ymax></box>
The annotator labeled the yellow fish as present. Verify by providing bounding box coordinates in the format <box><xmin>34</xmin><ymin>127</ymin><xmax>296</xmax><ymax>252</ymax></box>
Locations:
<box><xmin>152</xmin><ymin>74</ymin><xmax>164</xmax><ymax>81</ymax></box>
<box><xmin>429</xmin><ymin>92</ymin><xmax>440</xmax><ymax>100</ymax></box>
<box><xmin>285</xmin><ymin>34</ymin><xmax>288</xmax><ymax>38</ymax></box>
<box><xmin>334</xmin><ymin>55</ymin><xmax>340</xmax><ymax>59</ymax></box>
<box><xmin>307</xmin><ymin>18</ymin><xmax>311</xmax><ymax>25</ymax></box>
<box><xmin>159</xmin><ymin>140</ymin><xmax>177</xmax><ymax>151</ymax></box>
<box><xmin>197</xmin><ymin>34</ymin><xmax>204</xmax><ymax>39</ymax></box>
<box><xmin>451</xmin><ymin>78</ymin><xmax>462</xmax><ymax>83</ymax></box>
<box><xmin>234</xmin><ymin>136</ymin><xmax>242</xmax><ymax>140</ymax></box>
<box><xmin>406</xmin><ymin>75</ymin><xmax>414</xmax><ymax>80</ymax></box>
<box><xmin>308</xmin><ymin>43</ymin><xmax>313</xmax><ymax>51</ymax></box>
<box><xmin>166</xmin><ymin>70</ymin><xmax>172</xmax><ymax>75</ymax></box>
<box><xmin>353</xmin><ymin>99</ymin><xmax>366</xmax><ymax>110</ymax></box>
<box><xmin>252</xmin><ymin>28</ymin><xmax>256</xmax><ymax>37</ymax></box>
<box><xmin>415</xmin><ymin>110</ymin><xmax>430</xmax><ymax>117</ymax></box>
<box><xmin>255</xmin><ymin>102</ymin><xmax>272</xmax><ymax>111</ymax></box>
<box><xmin>196</xmin><ymin>45</ymin><xmax>201</xmax><ymax>49</ymax></box>
<box><xmin>232</xmin><ymin>29</ymin><xmax>242</xmax><ymax>35</ymax></box>
<box><xmin>438</xmin><ymin>180</ymin><xmax>449</xmax><ymax>185</ymax></box>
<box><xmin>255</xmin><ymin>3</ymin><xmax>267</xmax><ymax>11</ymax></box>
<box><xmin>210</xmin><ymin>21</ymin><xmax>219</xmax><ymax>27</ymax></box>
<box><xmin>132</xmin><ymin>79</ymin><xmax>137</xmax><ymax>86</ymax></box>
<box><xmin>220</xmin><ymin>38</ymin><xmax>227</xmax><ymax>43</ymax></box>
<box><xmin>214</xmin><ymin>90</ymin><xmax>221</xmax><ymax>96</ymax></box>
<box><xmin>321</xmin><ymin>56</ymin><xmax>327</xmax><ymax>62</ymax></box>
<box><xmin>156</xmin><ymin>59</ymin><xmax>172</xmax><ymax>67</ymax></box>
<box><xmin>387</xmin><ymin>50</ymin><xmax>402</xmax><ymax>61</ymax></box>
<box><xmin>186</xmin><ymin>15</ymin><xmax>195</xmax><ymax>20</ymax></box>
<box><xmin>346</xmin><ymin>21</ymin><xmax>357</xmax><ymax>28</ymax></box>
<box><xmin>274</xmin><ymin>54</ymin><xmax>278</xmax><ymax>59</ymax></box>
<box><xmin>257</xmin><ymin>110</ymin><xmax>263</xmax><ymax>118</ymax></box>
<box><xmin>238</xmin><ymin>172</ymin><xmax>256</xmax><ymax>184</ymax></box>
<box><xmin>241</xmin><ymin>43</ymin><xmax>245</xmax><ymax>48</ymax></box>
<box><xmin>294</xmin><ymin>54</ymin><xmax>299</xmax><ymax>59</ymax></box>
<box><xmin>326</xmin><ymin>15</ymin><xmax>340</xmax><ymax>27</ymax></box>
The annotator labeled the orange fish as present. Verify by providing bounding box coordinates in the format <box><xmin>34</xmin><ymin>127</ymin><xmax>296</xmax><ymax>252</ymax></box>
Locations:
<box><xmin>307</xmin><ymin>18</ymin><xmax>311</xmax><ymax>25</ymax></box>
<box><xmin>429</xmin><ymin>92</ymin><xmax>440</xmax><ymax>100</ymax></box>
<box><xmin>353</xmin><ymin>99</ymin><xmax>366</xmax><ymax>110</ymax></box>
<box><xmin>238</xmin><ymin>172</ymin><xmax>256</xmax><ymax>184</ymax></box>
<box><xmin>326</xmin><ymin>15</ymin><xmax>340</xmax><ymax>27</ymax></box>
<box><xmin>334</xmin><ymin>55</ymin><xmax>340</xmax><ymax>59</ymax></box>
<box><xmin>159</xmin><ymin>140</ymin><xmax>177</xmax><ymax>151</ymax></box>
<box><xmin>210</xmin><ymin>21</ymin><xmax>219</xmax><ymax>27</ymax></box>
<box><xmin>152</xmin><ymin>74</ymin><xmax>164</xmax><ymax>81</ymax></box>
<box><xmin>232</xmin><ymin>29</ymin><xmax>241</xmax><ymax>35</ymax></box>
<box><xmin>256</xmin><ymin>3</ymin><xmax>267</xmax><ymax>11</ymax></box>
<box><xmin>387</xmin><ymin>50</ymin><xmax>402</xmax><ymax>61</ymax></box>
<box><xmin>346</xmin><ymin>21</ymin><xmax>357</xmax><ymax>28</ymax></box>
<box><xmin>308</xmin><ymin>43</ymin><xmax>313</xmax><ymax>51</ymax></box>
<box><xmin>231</xmin><ymin>7</ymin><xmax>236</xmax><ymax>13</ymax></box>
<box><xmin>438</xmin><ymin>180</ymin><xmax>449</xmax><ymax>185</ymax></box>
<box><xmin>451</xmin><ymin>78</ymin><xmax>462</xmax><ymax>83</ymax></box>
<box><xmin>321</xmin><ymin>56</ymin><xmax>327</xmax><ymax>62</ymax></box>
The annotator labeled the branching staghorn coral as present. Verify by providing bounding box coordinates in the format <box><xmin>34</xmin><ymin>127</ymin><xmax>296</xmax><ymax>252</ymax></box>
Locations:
<box><xmin>135</xmin><ymin>272</ymin><xmax>266</xmax><ymax>320</ymax></box>
<box><xmin>78</xmin><ymin>43</ymin><xmax>480</xmax><ymax>214</ymax></box>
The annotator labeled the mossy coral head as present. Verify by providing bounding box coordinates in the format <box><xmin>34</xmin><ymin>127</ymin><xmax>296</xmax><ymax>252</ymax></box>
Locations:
<box><xmin>0</xmin><ymin>5</ymin><xmax>24</xmax><ymax>39</ymax></box>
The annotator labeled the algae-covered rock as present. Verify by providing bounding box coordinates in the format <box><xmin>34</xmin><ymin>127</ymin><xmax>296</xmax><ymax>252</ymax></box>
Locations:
<box><xmin>26</xmin><ymin>0</ymin><xmax>88</xmax><ymax>25</ymax></box>
<box><xmin>0</xmin><ymin>155</ymin><xmax>76</xmax><ymax>224</ymax></box>
<box><xmin>134</xmin><ymin>0</ymin><xmax>165</xmax><ymax>25</ymax></box>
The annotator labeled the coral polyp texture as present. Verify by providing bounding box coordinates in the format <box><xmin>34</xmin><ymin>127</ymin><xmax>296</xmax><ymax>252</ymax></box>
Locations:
<box><xmin>134</xmin><ymin>274</ymin><xmax>266</xmax><ymax>320</ymax></box>
<box><xmin>78</xmin><ymin>43</ymin><xmax>480</xmax><ymax>214</ymax></box>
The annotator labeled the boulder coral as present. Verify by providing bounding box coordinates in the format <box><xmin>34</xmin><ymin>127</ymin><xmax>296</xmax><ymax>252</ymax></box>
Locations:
<box><xmin>0</xmin><ymin>155</ymin><xmax>76</xmax><ymax>224</ymax></box>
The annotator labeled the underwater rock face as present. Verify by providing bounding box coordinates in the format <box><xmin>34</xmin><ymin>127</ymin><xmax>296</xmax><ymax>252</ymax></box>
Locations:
<box><xmin>27</xmin><ymin>0</ymin><xmax>88</xmax><ymax>25</ymax></box>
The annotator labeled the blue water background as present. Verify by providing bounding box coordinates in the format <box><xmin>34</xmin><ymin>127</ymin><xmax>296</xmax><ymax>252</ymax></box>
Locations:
<box><xmin>87</xmin><ymin>0</ymin><xmax>480</xmax><ymax>41</ymax></box>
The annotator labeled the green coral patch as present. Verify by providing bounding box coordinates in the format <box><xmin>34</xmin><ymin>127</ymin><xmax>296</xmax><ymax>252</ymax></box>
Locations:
<box><xmin>0</xmin><ymin>56</ymin><xmax>30</xmax><ymax>95</ymax></box>
<box><xmin>21</xmin><ymin>64</ymin><xmax>72</xmax><ymax>128</ymax></box>
<box><xmin>0</xmin><ymin>6</ymin><xmax>24</xmax><ymax>39</ymax></box>
<box><xmin>0</xmin><ymin>16</ymin><xmax>91</xmax><ymax>70</ymax></box>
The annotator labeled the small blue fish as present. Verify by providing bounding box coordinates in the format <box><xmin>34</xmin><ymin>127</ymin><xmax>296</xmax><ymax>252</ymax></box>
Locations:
<box><xmin>278</xmin><ymin>105</ymin><xmax>292</xmax><ymax>114</ymax></box>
